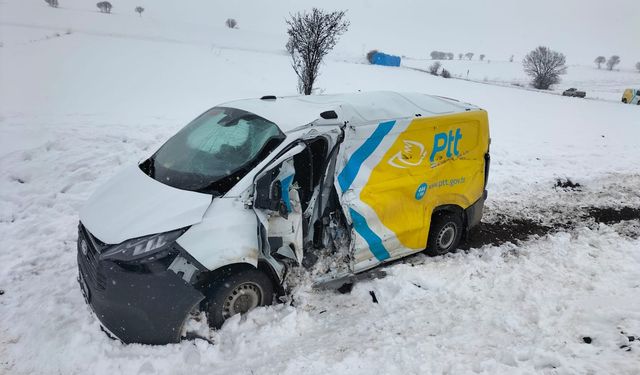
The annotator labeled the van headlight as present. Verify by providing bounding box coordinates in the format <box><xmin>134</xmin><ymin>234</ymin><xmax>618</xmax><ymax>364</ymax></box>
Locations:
<box><xmin>100</xmin><ymin>228</ymin><xmax>186</xmax><ymax>263</ymax></box>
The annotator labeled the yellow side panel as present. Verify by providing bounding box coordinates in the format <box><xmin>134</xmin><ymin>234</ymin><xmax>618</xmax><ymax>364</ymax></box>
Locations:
<box><xmin>360</xmin><ymin>110</ymin><xmax>489</xmax><ymax>250</ymax></box>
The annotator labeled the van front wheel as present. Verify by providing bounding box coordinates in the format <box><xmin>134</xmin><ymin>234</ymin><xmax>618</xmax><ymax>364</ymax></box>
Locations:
<box><xmin>205</xmin><ymin>268</ymin><xmax>274</xmax><ymax>329</ymax></box>
<box><xmin>425</xmin><ymin>212</ymin><xmax>463</xmax><ymax>256</ymax></box>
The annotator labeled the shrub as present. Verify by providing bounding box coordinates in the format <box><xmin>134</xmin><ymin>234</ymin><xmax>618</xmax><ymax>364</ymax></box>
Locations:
<box><xmin>458</xmin><ymin>53</ymin><xmax>463</xmax><ymax>60</ymax></box>
<box><xmin>606</xmin><ymin>55</ymin><xmax>620</xmax><ymax>71</ymax></box>
<box><xmin>509</xmin><ymin>55</ymin><xmax>514</xmax><ymax>62</ymax></box>
<box><xmin>440</xmin><ymin>68</ymin><xmax>451</xmax><ymax>78</ymax></box>
<box><xmin>366</xmin><ymin>49</ymin><xmax>378</xmax><ymax>64</ymax></box>
<box><xmin>225</xmin><ymin>18</ymin><xmax>238</xmax><ymax>29</ymax></box>
<box><xmin>44</xmin><ymin>0</ymin><xmax>59</xmax><ymax>8</ymax></box>
<box><xmin>523</xmin><ymin>46</ymin><xmax>567</xmax><ymax>89</ymax></box>
<box><xmin>428</xmin><ymin>62</ymin><xmax>441</xmax><ymax>75</ymax></box>
<box><xmin>96</xmin><ymin>1</ymin><xmax>112</xmax><ymax>13</ymax></box>
<box><xmin>286</xmin><ymin>8</ymin><xmax>349</xmax><ymax>95</ymax></box>
<box><xmin>479</xmin><ymin>54</ymin><xmax>485</xmax><ymax>61</ymax></box>
<box><xmin>135</xmin><ymin>6</ymin><xmax>144</xmax><ymax>17</ymax></box>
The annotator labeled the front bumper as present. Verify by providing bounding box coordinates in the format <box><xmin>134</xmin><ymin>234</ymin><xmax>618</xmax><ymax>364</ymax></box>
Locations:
<box><xmin>77</xmin><ymin>225</ymin><xmax>204</xmax><ymax>345</ymax></box>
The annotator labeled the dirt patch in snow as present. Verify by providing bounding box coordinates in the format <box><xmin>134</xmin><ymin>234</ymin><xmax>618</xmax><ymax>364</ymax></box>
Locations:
<box><xmin>461</xmin><ymin>205</ymin><xmax>640</xmax><ymax>249</ymax></box>
<box><xmin>461</xmin><ymin>217</ymin><xmax>551</xmax><ymax>249</ymax></box>
<box><xmin>586</xmin><ymin>207</ymin><xmax>640</xmax><ymax>224</ymax></box>
<box><xmin>554</xmin><ymin>178</ymin><xmax>582</xmax><ymax>191</ymax></box>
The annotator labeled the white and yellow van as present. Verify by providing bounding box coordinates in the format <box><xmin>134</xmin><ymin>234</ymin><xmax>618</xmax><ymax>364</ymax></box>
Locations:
<box><xmin>77</xmin><ymin>91</ymin><xmax>490</xmax><ymax>344</ymax></box>
<box><xmin>622</xmin><ymin>88</ymin><xmax>640</xmax><ymax>104</ymax></box>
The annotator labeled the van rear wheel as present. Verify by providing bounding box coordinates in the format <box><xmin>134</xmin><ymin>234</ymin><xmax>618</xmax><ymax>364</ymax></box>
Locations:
<box><xmin>204</xmin><ymin>268</ymin><xmax>274</xmax><ymax>329</ymax></box>
<box><xmin>425</xmin><ymin>212</ymin><xmax>463</xmax><ymax>256</ymax></box>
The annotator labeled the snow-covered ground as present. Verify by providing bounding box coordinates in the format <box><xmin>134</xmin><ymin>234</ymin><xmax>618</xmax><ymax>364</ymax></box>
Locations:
<box><xmin>1</xmin><ymin>1</ymin><xmax>640</xmax><ymax>374</ymax></box>
<box><xmin>402</xmin><ymin>59</ymin><xmax>640</xmax><ymax>102</ymax></box>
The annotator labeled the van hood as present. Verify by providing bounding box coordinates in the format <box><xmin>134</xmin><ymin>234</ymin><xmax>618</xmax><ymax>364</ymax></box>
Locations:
<box><xmin>80</xmin><ymin>165</ymin><xmax>212</xmax><ymax>244</ymax></box>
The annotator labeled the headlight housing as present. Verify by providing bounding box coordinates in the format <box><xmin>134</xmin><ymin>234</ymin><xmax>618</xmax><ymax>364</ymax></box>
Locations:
<box><xmin>100</xmin><ymin>228</ymin><xmax>187</xmax><ymax>263</ymax></box>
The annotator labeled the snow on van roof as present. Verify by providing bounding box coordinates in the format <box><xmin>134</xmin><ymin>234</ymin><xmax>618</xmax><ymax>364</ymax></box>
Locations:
<box><xmin>220</xmin><ymin>91</ymin><xmax>478</xmax><ymax>132</ymax></box>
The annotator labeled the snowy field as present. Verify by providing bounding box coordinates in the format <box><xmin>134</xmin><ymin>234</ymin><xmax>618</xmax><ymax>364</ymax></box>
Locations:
<box><xmin>402</xmin><ymin>58</ymin><xmax>640</xmax><ymax>103</ymax></box>
<box><xmin>1</xmin><ymin>1</ymin><xmax>640</xmax><ymax>374</ymax></box>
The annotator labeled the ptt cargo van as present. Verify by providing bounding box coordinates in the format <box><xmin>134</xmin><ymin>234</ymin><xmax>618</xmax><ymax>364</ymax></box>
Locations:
<box><xmin>77</xmin><ymin>91</ymin><xmax>490</xmax><ymax>344</ymax></box>
<box><xmin>621</xmin><ymin>88</ymin><xmax>640</xmax><ymax>104</ymax></box>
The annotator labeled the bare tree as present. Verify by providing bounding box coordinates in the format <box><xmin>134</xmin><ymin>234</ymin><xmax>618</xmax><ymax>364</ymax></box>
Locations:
<box><xmin>428</xmin><ymin>62</ymin><xmax>441</xmax><ymax>75</ymax></box>
<box><xmin>606</xmin><ymin>55</ymin><xmax>620</xmax><ymax>71</ymax></box>
<box><xmin>135</xmin><ymin>6</ymin><xmax>144</xmax><ymax>17</ymax></box>
<box><xmin>44</xmin><ymin>0</ymin><xmax>59</xmax><ymax>8</ymax></box>
<box><xmin>366</xmin><ymin>49</ymin><xmax>378</xmax><ymax>64</ymax></box>
<box><xmin>96</xmin><ymin>1</ymin><xmax>112</xmax><ymax>13</ymax></box>
<box><xmin>225</xmin><ymin>18</ymin><xmax>238</xmax><ymax>29</ymax></box>
<box><xmin>465</xmin><ymin>52</ymin><xmax>474</xmax><ymax>60</ymax></box>
<box><xmin>440</xmin><ymin>68</ymin><xmax>451</xmax><ymax>78</ymax></box>
<box><xmin>636</xmin><ymin>62</ymin><xmax>640</xmax><ymax>73</ymax></box>
<box><xmin>286</xmin><ymin>8</ymin><xmax>349</xmax><ymax>95</ymax></box>
<box><xmin>479</xmin><ymin>54</ymin><xmax>485</xmax><ymax>61</ymax></box>
<box><xmin>523</xmin><ymin>46</ymin><xmax>567</xmax><ymax>89</ymax></box>
<box><xmin>594</xmin><ymin>56</ymin><xmax>605</xmax><ymax>69</ymax></box>
<box><xmin>458</xmin><ymin>53</ymin><xmax>463</xmax><ymax>60</ymax></box>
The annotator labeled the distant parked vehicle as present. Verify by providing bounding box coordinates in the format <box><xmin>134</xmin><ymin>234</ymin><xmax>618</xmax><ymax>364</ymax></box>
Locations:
<box><xmin>621</xmin><ymin>88</ymin><xmax>640</xmax><ymax>104</ymax></box>
<box><xmin>562</xmin><ymin>88</ymin><xmax>586</xmax><ymax>98</ymax></box>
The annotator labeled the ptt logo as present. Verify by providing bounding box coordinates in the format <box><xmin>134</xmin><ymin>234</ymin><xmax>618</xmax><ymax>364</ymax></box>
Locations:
<box><xmin>387</xmin><ymin>128</ymin><xmax>463</xmax><ymax>169</ymax></box>
<box><xmin>387</xmin><ymin>140</ymin><xmax>426</xmax><ymax>169</ymax></box>
<box><xmin>429</xmin><ymin>128</ymin><xmax>462</xmax><ymax>162</ymax></box>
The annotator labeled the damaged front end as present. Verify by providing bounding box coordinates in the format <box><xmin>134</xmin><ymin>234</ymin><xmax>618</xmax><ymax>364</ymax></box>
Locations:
<box><xmin>77</xmin><ymin>224</ymin><xmax>205</xmax><ymax>345</ymax></box>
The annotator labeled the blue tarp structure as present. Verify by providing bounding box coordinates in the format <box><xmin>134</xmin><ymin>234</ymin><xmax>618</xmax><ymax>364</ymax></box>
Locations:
<box><xmin>371</xmin><ymin>52</ymin><xmax>401</xmax><ymax>67</ymax></box>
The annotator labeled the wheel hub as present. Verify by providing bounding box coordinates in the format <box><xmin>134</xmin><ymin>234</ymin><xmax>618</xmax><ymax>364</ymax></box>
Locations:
<box><xmin>437</xmin><ymin>224</ymin><xmax>456</xmax><ymax>250</ymax></box>
<box><xmin>223</xmin><ymin>282</ymin><xmax>262</xmax><ymax>319</ymax></box>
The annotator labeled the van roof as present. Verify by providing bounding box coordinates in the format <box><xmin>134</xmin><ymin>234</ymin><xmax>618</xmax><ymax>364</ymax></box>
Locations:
<box><xmin>221</xmin><ymin>91</ymin><xmax>479</xmax><ymax>132</ymax></box>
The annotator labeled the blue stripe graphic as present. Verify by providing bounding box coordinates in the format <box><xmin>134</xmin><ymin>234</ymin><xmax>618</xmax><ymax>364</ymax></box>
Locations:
<box><xmin>337</xmin><ymin>120</ymin><xmax>396</xmax><ymax>192</ymax></box>
<box><xmin>349</xmin><ymin>208</ymin><xmax>390</xmax><ymax>261</ymax></box>
<box><xmin>280</xmin><ymin>174</ymin><xmax>294</xmax><ymax>212</ymax></box>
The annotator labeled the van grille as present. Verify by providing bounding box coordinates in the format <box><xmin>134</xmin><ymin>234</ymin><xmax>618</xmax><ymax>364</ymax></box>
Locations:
<box><xmin>77</xmin><ymin>225</ymin><xmax>106</xmax><ymax>291</ymax></box>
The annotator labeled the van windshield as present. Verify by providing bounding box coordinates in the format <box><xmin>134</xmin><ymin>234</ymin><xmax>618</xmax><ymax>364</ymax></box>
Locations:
<box><xmin>140</xmin><ymin>107</ymin><xmax>285</xmax><ymax>195</ymax></box>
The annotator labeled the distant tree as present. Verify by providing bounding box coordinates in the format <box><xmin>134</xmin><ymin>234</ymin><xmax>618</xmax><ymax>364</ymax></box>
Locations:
<box><xmin>430</xmin><ymin>51</ymin><xmax>445</xmax><ymax>60</ymax></box>
<box><xmin>286</xmin><ymin>8</ymin><xmax>349</xmax><ymax>95</ymax></box>
<box><xmin>606</xmin><ymin>55</ymin><xmax>620</xmax><ymax>71</ymax></box>
<box><xmin>135</xmin><ymin>6</ymin><xmax>144</xmax><ymax>17</ymax></box>
<box><xmin>96</xmin><ymin>1</ymin><xmax>112</xmax><ymax>13</ymax></box>
<box><xmin>428</xmin><ymin>61</ymin><xmax>441</xmax><ymax>75</ymax></box>
<box><xmin>523</xmin><ymin>46</ymin><xmax>567</xmax><ymax>89</ymax></box>
<box><xmin>225</xmin><ymin>18</ymin><xmax>238</xmax><ymax>29</ymax></box>
<box><xmin>458</xmin><ymin>53</ymin><xmax>463</xmax><ymax>60</ymax></box>
<box><xmin>594</xmin><ymin>56</ymin><xmax>605</xmax><ymax>69</ymax></box>
<box><xmin>465</xmin><ymin>52</ymin><xmax>474</xmax><ymax>60</ymax></box>
<box><xmin>446</xmin><ymin>52</ymin><xmax>454</xmax><ymax>60</ymax></box>
<box><xmin>636</xmin><ymin>62</ymin><xmax>640</xmax><ymax>72</ymax></box>
<box><xmin>44</xmin><ymin>0</ymin><xmax>59</xmax><ymax>8</ymax></box>
<box><xmin>509</xmin><ymin>55</ymin><xmax>514</xmax><ymax>63</ymax></box>
<box><xmin>366</xmin><ymin>49</ymin><xmax>378</xmax><ymax>64</ymax></box>
<box><xmin>479</xmin><ymin>54</ymin><xmax>485</xmax><ymax>61</ymax></box>
<box><xmin>440</xmin><ymin>68</ymin><xmax>451</xmax><ymax>78</ymax></box>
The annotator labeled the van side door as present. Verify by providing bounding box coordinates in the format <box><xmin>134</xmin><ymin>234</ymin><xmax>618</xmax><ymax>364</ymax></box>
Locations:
<box><xmin>253</xmin><ymin>144</ymin><xmax>307</xmax><ymax>264</ymax></box>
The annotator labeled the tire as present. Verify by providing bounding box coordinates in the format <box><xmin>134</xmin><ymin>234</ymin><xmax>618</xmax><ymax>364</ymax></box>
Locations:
<box><xmin>204</xmin><ymin>268</ymin><xmax>274</xmax><ymax>329</ymax></box>
<box><xmin>622</xmin><ymin>98</ymin><xmax>627</xmax><ymax>103</ymax></box>
<box><xmin>425</xmin><ymin>211</ymin><xmax>463</xmax><ymax>256</ymax></box>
